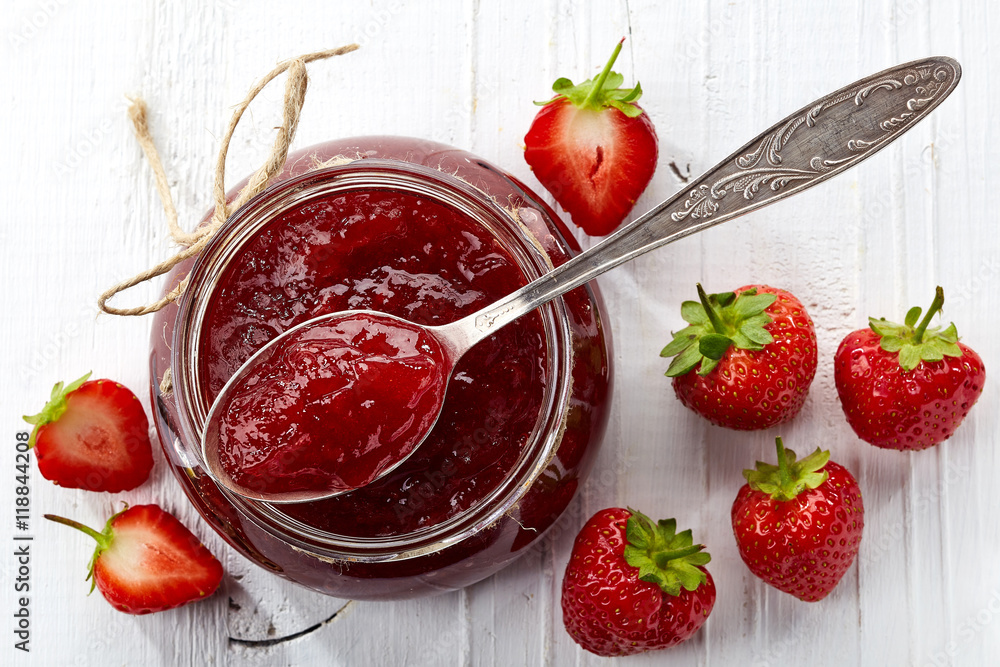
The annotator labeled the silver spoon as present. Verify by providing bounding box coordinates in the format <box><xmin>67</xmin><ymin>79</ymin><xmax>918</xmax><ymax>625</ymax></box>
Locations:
<box><xmin>202</xmin><ymin>56</ymin><xmax>961</xmax><ymax>503</ymax></box>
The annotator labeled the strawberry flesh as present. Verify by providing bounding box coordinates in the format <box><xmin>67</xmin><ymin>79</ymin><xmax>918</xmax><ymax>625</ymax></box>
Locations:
<box><xmin>524</xmin><ymin>40</ymin><xmax>658</xmax><ymax>236</ymax></box>
<box><xmin>46</xmin><ymin>504</ymin><xmax>223</xmax><ymax>615</ymax></box>
<box><xmin>25</xmin><ymin>375</ymin><xmax>153</xmax><ymax>492</ymax></box>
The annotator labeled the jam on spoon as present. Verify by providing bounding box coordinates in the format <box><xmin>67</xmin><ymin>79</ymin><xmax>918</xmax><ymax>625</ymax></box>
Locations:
<box><xmin>208</xmin><ymin>312</ymin><xmax>450</xmax><ymax>500</ymax></box>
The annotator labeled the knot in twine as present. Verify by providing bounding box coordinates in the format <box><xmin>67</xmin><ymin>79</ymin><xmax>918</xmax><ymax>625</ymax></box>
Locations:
<box><xmin>98</xmin><ymin>44</ymin><xmax>359</xmax><ymax>317</ymax></box>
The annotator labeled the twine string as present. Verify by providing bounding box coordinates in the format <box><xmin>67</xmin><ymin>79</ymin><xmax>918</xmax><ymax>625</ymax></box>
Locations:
<box><xmin>98</xmin><ymin>44</ymin><xmax>359</xmax><ymax>317</ymax></box>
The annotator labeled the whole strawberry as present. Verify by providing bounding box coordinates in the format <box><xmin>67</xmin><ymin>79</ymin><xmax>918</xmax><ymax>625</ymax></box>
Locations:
<box><xmin>660</xmin><ymin>284</ymin><xmax>817</xmax><ymax>430</ymax></box>
<box><xmin>23</xmin><ymin>372</ymin><xmax>154</xmax><ymax>492</ymax></box>
<box><xmin>45</xmin><ymin>504</ymin><xmax>223</xmax><ymax>615</ymax></box>
<box><xmin>732</xmin><ymin>438</ymin><xmax>863</xmax><ymax>602</ymax></box>
<box><xmin>835</xmin><ymin>286</ymin><xmax>985</xmax><ymax>450</ymax></box>
<box><xmin>562</xmin><ymin>508</ymin><xmax>715</xmax><ymax>656</ymax></box>
<box><xmin>524</xmin><ymin>38</ymin><xmax>657</xmax><ymax>236</ymax></box>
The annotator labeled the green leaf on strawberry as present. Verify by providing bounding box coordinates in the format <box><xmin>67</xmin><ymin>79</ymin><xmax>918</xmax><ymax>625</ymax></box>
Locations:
<box><xmin>537</xmin><ymin>39</ymin><xmax>644</xmax><ymax>118</ymax></box>
<box><xmin>523</xmin><ymin>39</ymin><xmax>658</xmax><ymax>237</ymax></box>
<box><xmin>661</xmin><ymin>284</ymin><xmax>777</xmax><ymax>377</ymax></box>
<box><xmin>46</xmin><ymin>504</ymin><xmax>128</xmax><ymax>593</ymax></box>
<box><xmin>45</xmin><ymin>504</ymin><xmax>223</xmax><ymax>615</ymax></box>
<box><xmin>22</xmin><ymin>374</ymin><xmax>153</xmax><ymax>492</ymax></box>
<box><xmin>622</xmin><ymin>511</ymin><xmax>710</xmax><ymax>596</ymax></box>
<box><xmin>743</xmin><ymin>437</ymin><xmax>829</xmax><ymax>502</ymax></box>
<box><xmin>732</xmin><ymin>438</ymin><xmax>864</xmax><ymax>601</ymax></box>
<box><xmin>868</xmin><ymin>286</ymin><xmax>963</xmax><ymax>371</ymax></box>
<box><xmin>22</xmin><ymin>371</ymin><xmax>92</xmax><ymax>448</ymax></box>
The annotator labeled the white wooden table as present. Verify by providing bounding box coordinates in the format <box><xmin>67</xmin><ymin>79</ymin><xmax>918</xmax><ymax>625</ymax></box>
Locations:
<box><xmin>4</xmin><ymin>1</ymin><xmax>998</xmax><ymax>664</ymax></box>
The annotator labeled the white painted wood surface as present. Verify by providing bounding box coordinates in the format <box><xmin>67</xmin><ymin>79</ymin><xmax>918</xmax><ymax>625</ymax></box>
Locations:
<box><xmin>3</xmin><ymin>1</ymin><xmax>998</xmax><ymax>665</ymax></box>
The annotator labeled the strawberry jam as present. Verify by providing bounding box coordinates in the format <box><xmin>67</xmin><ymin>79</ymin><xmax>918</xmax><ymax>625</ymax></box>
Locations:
<box><xmin>152</xmin><ymin>137</ymin><xmax>612</xmax><ymax>599</ymax></box>
<box><xmin>213</xmin><ymin>312</ymin><xmax>450</xmax><ymax>499</ymax></box>
<box><xmin>199</xmin><ymin>187</ymin><xmax>547</xmax><ymax>535</ymax></box>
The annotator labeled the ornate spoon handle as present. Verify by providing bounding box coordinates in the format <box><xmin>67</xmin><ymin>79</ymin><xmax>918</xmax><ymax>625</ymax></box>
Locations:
<box><xmin>449</xmin><ymin>56</ymin><xmax>961</xmax><ymax>348</ymax></box>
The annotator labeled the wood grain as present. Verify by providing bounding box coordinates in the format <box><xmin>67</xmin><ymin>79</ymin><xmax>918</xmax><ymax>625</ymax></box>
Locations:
<box><xmin>3</xmin><ymin>0</ymin><xmax>998</xmax><ymax>665</ymax></box>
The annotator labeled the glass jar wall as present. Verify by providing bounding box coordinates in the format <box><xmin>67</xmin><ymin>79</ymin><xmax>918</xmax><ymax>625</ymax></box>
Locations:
<box><xmin>148</xmin><ymin>137</ymin><xmax>612</xmax><ymax>600</ymax></box>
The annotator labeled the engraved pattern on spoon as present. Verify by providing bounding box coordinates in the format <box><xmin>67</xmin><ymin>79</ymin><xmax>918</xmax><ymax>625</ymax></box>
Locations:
<box><xmin>671</xmin><ymin>63</ymin><xmax>957</xmax><ymax>222</ymax></box>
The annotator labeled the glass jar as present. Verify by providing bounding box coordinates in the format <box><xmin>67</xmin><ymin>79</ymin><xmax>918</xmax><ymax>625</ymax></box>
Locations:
<box><xmin>149</xmin><ymin>137</ymin><xmax>612</xmax><ymax>600</ymax></box>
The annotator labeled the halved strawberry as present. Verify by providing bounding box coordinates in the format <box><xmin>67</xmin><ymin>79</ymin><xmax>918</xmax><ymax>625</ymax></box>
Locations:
<box><xmin>524</xmin><ymin>39</ymin><xmax>658</xmax><ymax>236</ymax></box>
<box><xmin>23</xmin><ymin>372</ymin><xmax>154</xmax><ymax>492</ymax></box>
<box><xmin>45</xmin><ymin>504</ymin><xmax>224</xmax><ymax>615</ymax></box>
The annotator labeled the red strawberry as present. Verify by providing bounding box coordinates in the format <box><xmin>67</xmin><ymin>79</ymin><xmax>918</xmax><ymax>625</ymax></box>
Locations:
<box><xmin>660</xmin><ymin>284</ymin><xmax>818</xmax><ymax>430</ymax></box>
<box><xmin>834</xmin><ymin>286</ymin><xmax>985</xmax><ymax>450</ymax></box>
<box><xmin>45</xmin><ymin>504</ymin><xmax>223</xmax><ymax>615</ymax></box>
<box><xmin>524</xmin><ymin>38</ymin><xmax>658</xmax><ymax>236</ymax></box>
<box><xmin>561</xmin><ymin>508</ymin><xmax>715</xmax><ymax>656</ymax></box>
<box><xmin>23</xmin><ymin>373</ymin><xmax>154</xmax><ymax>492</ymax></box>
<box><xmin>732</xmin><ymin>438</ymin><xmax>864</xmax><ymax>602</ymax></box>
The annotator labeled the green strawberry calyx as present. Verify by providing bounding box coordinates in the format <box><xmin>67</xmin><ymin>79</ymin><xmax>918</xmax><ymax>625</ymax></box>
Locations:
<box><xmin>535</xmin><ymin>38</ymin><xmax>644</xmax><ymax>118</ymax></box>
<box><xmin>743</xmin><ymin>437</ymin><xmax>829</xmax><ymax>502</ymax></box>
<box><xmin>45</xmin><ymin>504</ymin><xmax>127</xmax><ymax>594</ymax></box>
<box><xmin>622</xmin><ymin>510</ymin><xmax>711</xmax><ymax>596</ymax></box>
<box><xmin>22</xmin><ymin>371</ymin><xmax>93</xmax><ymax>449</ymax></box>
<box><xmin>869</xmin><ymin>286</ymin><xmax>962</xmax><ymax>372</ymax></box>
<box><xmin>661</xmin><ymin>284</ymin><xmax>776</xmax><ymax>377</ymax></box>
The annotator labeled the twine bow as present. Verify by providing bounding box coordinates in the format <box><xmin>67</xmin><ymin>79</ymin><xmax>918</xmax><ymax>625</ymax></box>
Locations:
<box><xmin>98</xmin><ymin>44</ymin><xmax>359</xmax><ymax>317</ymax></box>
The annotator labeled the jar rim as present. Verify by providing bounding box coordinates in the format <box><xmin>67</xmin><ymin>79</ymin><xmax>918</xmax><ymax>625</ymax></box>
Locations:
<box><xmin>170</xmin><ymin>159</ymin><xmax>575</xmax><ymax>561</ymax></box>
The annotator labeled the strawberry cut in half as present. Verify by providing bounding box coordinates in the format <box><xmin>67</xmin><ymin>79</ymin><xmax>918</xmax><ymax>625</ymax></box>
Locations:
<box><xmin>524</xmin><ymin>38</ymin><xmax>658</xmax><ymax>236</ymax></box>
<box><xmin>731</xmin><ymin>438</ymin><xmax>864</xmax><ymax>602</ymax></box>
<box><xmin>561</xmin><ymin>508</ymin><xmax>715</xmax><ymax>656</ymax></box>
<box><xmin>834</xmin><ymin>286</ymin><xmax>985</xmax><ymax>450</ymax></box>
<box><xmin>45</xmin><ymin>504</ymin><xmax>224</xmax><ymax>615</ymax></box>
<box><xmin>23</xmin><ymin>372</ymin><xmax>154</xmax><ymax>492</ymax></box>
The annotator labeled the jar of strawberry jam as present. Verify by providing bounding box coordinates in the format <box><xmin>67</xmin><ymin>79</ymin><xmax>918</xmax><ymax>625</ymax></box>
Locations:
<box><xmin>149</xmin><ymin>137</ymin><xmax>612</xmax><ymax>600</ymax></box>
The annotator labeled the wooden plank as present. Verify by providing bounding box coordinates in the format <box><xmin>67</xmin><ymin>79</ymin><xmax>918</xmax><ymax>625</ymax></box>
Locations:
<box><xmin>4</xmin><ymin>1</ymin><xmax>1000</xmax><ymax>665</ymax></box>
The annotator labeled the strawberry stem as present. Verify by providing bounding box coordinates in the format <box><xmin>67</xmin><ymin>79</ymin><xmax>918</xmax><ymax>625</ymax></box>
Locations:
<box><xmin>697</xmin><ymin>283</ymin><xmax>725</xmax><ymax>333</ymax></box>
<box><xmin>743</xmin><ymin>438</ymin><xmax>830</xmax><ymax>502</ymax></box>
<box><xmin>913</xmin><ymin>286</ymin><xmax>945</xmax><ymax>344</ymax></box>
<box><xmin>44</xmin><ymin>514</ymin><xmax>111</xmax><ymax>550</ymax></box>
<box><xmin>775</xmin><ymin>437</ymin><xmax>793</xmax><ymax>490</ymax></box>
<box><xmin>22</xmin><ymin>371</ymin><xmax>92</xmax><ymax>449</ymax></box>
<box><xmin>582</xmin><ymin>38</ymin><xmax>625</xmax><ymax>108</ymax></box>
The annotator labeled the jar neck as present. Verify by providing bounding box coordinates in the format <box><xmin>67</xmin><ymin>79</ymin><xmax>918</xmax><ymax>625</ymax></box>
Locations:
<box><xmin>170</xmin><ymin>159</ymin><xmax>574</xmax><ymax>560</ymax></box>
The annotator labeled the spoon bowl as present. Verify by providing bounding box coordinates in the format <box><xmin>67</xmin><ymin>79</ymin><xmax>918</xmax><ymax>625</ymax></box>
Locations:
<box><xmin>201</xmin><ymin>56</ymin><xmax>961</xmax><ymax>503</ymax></box>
